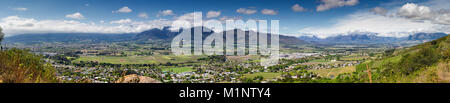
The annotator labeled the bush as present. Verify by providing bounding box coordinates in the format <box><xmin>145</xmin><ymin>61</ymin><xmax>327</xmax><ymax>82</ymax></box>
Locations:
<box><xmin>0</xmin><ymin>48</ymin><xmax>59</xmax><ymax>83</ymax></box>
<box><xmin>397</xmin><ymin>47</ymin><xmax>439</xmax><ymax>75</ymax></box>
<box><xmin>0</xmin><ymin>27</ymin><xmax>4</xmax><ymax>43</ymax></box>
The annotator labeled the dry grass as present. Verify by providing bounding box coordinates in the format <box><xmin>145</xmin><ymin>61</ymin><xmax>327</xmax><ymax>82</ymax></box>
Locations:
<box><xmin>0</xmin><ymin>49</ymin><xmax>59</xmax><ymax>83</ymax></box>
<box><xmin>309</xmin><ymin>66</ymin><xmax>356</xmax><ymax>78</ymax></box>
<box><xmin>396</xmin><ymin>61</ymin><xmax>449</xmax><ymax>83</ymax></box>
<box><xmin>437</xmin><ymin>61</ymin><xmax>450</xmax><ymax>83</ymax></box>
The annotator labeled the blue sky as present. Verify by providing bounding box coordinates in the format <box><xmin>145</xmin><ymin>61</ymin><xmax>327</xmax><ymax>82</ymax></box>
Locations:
<box><xmin>0</xmin><ymin>0</ymin><xmax>448</xmax><ymax>37</ymax></box>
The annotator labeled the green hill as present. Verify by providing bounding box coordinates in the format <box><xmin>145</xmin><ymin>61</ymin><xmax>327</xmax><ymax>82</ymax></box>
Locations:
<box><xmin>332</xmin><ymin>35</ymin><xmax>449</xmax><ymax>83</ymax></box>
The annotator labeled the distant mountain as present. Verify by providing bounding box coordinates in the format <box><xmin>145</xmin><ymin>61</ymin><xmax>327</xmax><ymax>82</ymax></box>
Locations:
<box><xmin>133</xmin><ymin>26</ymin><xmax>214</xmax><ymax>41</ymax></box>
<box><xmin>298</xmin><ymin>32</ymin><xmax>448</xmax><ymax>46</ymax></box>
<box><xmin>4</xmin><ymin>33</ymin><xmax>135</xmax><ymax>44</ymax></box>
<box><xmin>133</xmin><ymin>26</ymin><xmax>308</xmax><ymax>46</ymax></box>
<box><xmin>4</xmin><ymin>26</ymin><xmax>307</xmax><ymax>46</ymax></box>
<box><xmin>407</xmin><ymin>33</ymin><xmax>447</xmax><ymax>41</ymax></box>
<box><xmin>133</xmin><ymin>27</ymin><xmax>178</xmax><ymax>41</ymax></box>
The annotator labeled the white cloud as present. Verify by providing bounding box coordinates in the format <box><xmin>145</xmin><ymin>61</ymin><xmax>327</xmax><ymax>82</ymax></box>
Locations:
<box><xmin>176</xmin><ymin>12</ymin><xmax>202</xmax><ymax>21</ymax></box>
<box><xmin>13</xmin><ymin>8</ymin><xmax>28</xmax><ymax>11</ymax></box>
<box><xmin>219</xmin><ymin>16</ymin><xmax>242</xmax><ymax>21</ymax></box>
<box><xmin>397</xmin><ymin>3</ymin><xmax>433</xmax><ymax>20</ymax></box>
<box><xmin>0</xmin><ymin>12</ymin><xmax>210</xmax><ymax>35</ymax></box>
<box><xmin>0</xmin><ymin>16</ymin><xmax>173</xmax><ymax>36</ymax></box>
<box><xmin>370</xmin><ymin>7</ymin><xmax>388</xmax><ymax>16</ymax></box>
<box><xmin>317</xmin><ymin>0</ymin><xmax>359</xmax><ymax>11</ymax></box>
<box><xmin>138</xmin><ymin>12</ymin><xmax>149</xmax><ymax>19</ymax></box>
<box><xmin>113</xmin><ymin>6</ymin><xmax>132</xmax><ymax>13</ymax></box>
<box><xmin>0</xmin><ymin>11</ymin><xmax>282</xmax><ymax>36</ymax></box>
<box><xmin>173</xmin><ymin>12</ymin><xmax>203</xmax><ymax>29</ymax></box>
<box><xmin>110</xmin><ymin>19</ymin><xmax>132</xmax><ymax>24</ymax></box>
<box><xmin>292</xmin><ymin>4</ymin><xmax>306</xmax><ymax>12</ymax></box>
<box><xmin>236</xmin><ymin>8</ymin><xmax>257</xmax><ymax>15</ymax></box>
<box><xmin>298</xmin><ymin>13</ymin><xmax>448</xmax><ymax>38</ymax></box>
<box><xmin>65</xmin><ymin>12</ymin><xmax>84</xmax><ymax>19</ymax></box>
<box><xmin>171</xmin><ymin>12</ymin><xmax>238</xmax><ymax>31</ymax></box>
<box><xmin>158</xmin><ymin>10</ymin><xmax>174</xmax><ymax>17</ymax></box>
<box><xmin>420</xmin><ymin>0</ymin><xmax>450</xmax><ymax>10</ymax></box>
<box><xmin>261</xmin><ymin>9</ymin><xmax>278</xmax><ymax>15</ymax></box>
<box><xmin>435</xmin><ymin>12</ymin><xmax>450</xmax><ymax>25</ymax></box>
<box><xmin>396</xmin><ymin>3</ymin><xmax>450</xmax><ymax>25</ymax></box>
<box><xmin>298</xmin><ymin>1</ymin><xmax>450</xmax><ymax>38</ymax></box>
<box><xmin>206</xmin><ymin>11</ymin><xmax>221</xmax><ymax>18</ymax></box>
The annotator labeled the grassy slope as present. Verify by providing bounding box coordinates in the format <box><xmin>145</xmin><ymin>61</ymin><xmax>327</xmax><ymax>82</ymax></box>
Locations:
<box><xmin>353</xmin><ymin>35</ymin><xmax>449</xmax><ymax>83</ymax></box>
<box><xmin>309</xmin><ymin>66</ymin><xmax>356</xmax><ymax>78</ymax></box>
<box><xmin>0</xmin><ymin>49</ymin><xmax>59</xmax><ymax>83</ymax></box>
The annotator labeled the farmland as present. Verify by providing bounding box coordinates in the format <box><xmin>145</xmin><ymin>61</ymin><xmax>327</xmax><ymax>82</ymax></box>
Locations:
<box><xmin>73</xmin><ymin>55</ymin><xmax>204</xmax><ymax>64</ymax></box>
<box><xmin>242</xmin><ymin>72</ymin><xmax>282</xmax><ymax>80</ymax></box>
<box><xmin>163</xmin><ymin>67</ymin><xmax>194</xmax><ymax>73</ymax></box>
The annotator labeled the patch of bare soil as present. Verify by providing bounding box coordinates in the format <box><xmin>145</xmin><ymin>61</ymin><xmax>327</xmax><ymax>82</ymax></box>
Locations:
<box><xmin>115</xmin><ymin>74</ymin><xmax>161</xmax><ymax>83</ymax></box>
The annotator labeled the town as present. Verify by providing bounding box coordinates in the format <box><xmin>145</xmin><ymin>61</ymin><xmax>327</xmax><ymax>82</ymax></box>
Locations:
<box><xmin>3</xmin><ymin>40</ymin><xmax>377</xmax><ymax>83</ymax></box>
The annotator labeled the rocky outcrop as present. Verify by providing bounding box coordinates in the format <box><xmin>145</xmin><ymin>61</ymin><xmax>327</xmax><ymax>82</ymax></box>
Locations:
<box><xmin>115</xmin><ymin>74</ymin><xmax>161</xmax><ymax>83</ymax></box>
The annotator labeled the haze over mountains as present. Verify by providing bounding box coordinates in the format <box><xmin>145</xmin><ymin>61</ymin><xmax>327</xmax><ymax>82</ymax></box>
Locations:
<box><xmin>4</xmin><ymin>33</ymin><xmax>135</xmax><ymax>44</ymax></box>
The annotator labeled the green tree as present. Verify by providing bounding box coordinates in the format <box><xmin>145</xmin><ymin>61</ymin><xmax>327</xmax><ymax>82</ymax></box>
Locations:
<box><xmin>0</xmin><ymin>27</ymin><xmax>4</xmax><ymax>43</ymax></box>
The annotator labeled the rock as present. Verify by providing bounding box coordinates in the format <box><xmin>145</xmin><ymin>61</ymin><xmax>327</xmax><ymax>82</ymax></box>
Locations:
<box><xmin>115</xmin><ymin>74</ymin><xmax>161</xmax><ymax>83</ymax></box>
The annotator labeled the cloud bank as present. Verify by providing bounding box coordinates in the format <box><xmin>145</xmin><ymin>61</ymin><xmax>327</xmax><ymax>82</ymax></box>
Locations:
<box><xmin>317</xmin><ymin>0</ymin><xmax>359</xmax><ymax>11</ymax></box>
<box><xmin>0</xmin><ymin>16</ymin><xmax>173</xmax><ymax>36</ymax></box>
<box><xmin>113</xmin><ymin>6</ymin><xmax>132</xmax><ymax>13</ymax></box>
<box><xmin>292</xmin><ymin>4</ymin><xmax>306</xmax><ymax>12</ymax></box>
<box><xmin>261</xmin><ymin>9</ymin><xmax>278</xmax><ymax>15</ymax></box>
<box><xmin>206</xmin><ymin>11</ymin><xmax>221</xmax><ymax>18</ymax></box>
<box><xmin>236</xmin><ymin>8</ymin><xmax>257</xmax><ymax>15</ymax></box>
<box><xmin>299</xmin><ymin>1</ymin><xmax>450</xmax><ymax>38</ymax></box>
<box><xmin>65</xmin><ymin>12</ymin><xmax>84</xmax><ymax>19</ymax></box>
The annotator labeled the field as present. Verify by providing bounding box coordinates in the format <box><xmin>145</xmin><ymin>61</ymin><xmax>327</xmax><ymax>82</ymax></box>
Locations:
<box><xmin>73</xmin><ymin>55</ymin><xmax>205</xmax><ymax>64</ymax></box>
<box><xmin>340</xmin><ymin>56</ymin><xmax>369</xmax><ymax>61</ymax></box>
<box><xmin>242</xmin><ymin>72</ymin><xmax>281</xmax><ymax>80</ymax></box>
<box><xmin>309</xmin><ymin>66</ymin><xmax>356</xmax><ymax>78</ymax></box>
<box><xmin>162</xmin><ymin>67</ymin><xmax>194</xmax><ymax>73</ymax></box>
<box><xmin>309</xmin><ymin>59</ymin><xmax>329</xmax><ymax>63</ymax></box>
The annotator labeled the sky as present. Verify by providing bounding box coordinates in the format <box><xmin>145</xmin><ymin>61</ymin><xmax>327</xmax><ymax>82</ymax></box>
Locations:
<box><xmin>0</xmin><ymin>0</ymin><xmax>449</xmax><ymax>38</ymax></box>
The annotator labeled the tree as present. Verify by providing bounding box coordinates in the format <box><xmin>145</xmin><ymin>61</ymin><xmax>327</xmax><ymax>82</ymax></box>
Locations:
<box><xmin>0</xmin><ymin>27</ymin><xmax>4</xmax><ymax>43</ymax></box>
<box><xmin>0</xmin><ymin>27</ymin><xmax>3</xmax><ymax>50</ymax></box>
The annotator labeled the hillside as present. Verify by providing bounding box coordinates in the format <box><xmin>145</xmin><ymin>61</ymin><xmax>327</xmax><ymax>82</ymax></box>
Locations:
<box><xmin>332</xmin><ymin>35</ymin><xmax>450</xmax><ymax>83</ymax></box>
<box><xmin>0</xmin><ymin>49</ymin><xmax>59</xmax><ymax>83</ymax></box>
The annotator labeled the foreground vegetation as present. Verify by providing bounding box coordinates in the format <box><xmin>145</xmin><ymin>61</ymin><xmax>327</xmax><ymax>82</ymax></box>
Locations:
<box><xmin>309</xmin><ymin>66</ymin><xmax>356</xmax><ymax>78</ymax></box>
<box><xmin>329</xmin><ymin>35</ymin><xmax>450</xmax><ymax>83</ymax></box>
<box><xmin>0</xmin><ymin>49</ymin><xmax>59</xmax><ymax>83</ymax></box>
<box><xmin>1</xmin><ymin>27</ymin><xmax>58</xmax><ymax>83</ymax></box>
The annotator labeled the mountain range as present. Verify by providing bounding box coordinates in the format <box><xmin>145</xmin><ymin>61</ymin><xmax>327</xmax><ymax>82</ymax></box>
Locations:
<box><xmin>3</xmin><ymin>26</ymin><xmax>309</xmax><ymax>46</ymax></box>
<box><xmin>3</xmin><ymin>26</ymin><xmax>447</xmax><ymax>47</ymax></box>
<box><xmin>298</xmin><ymin>32</ymin><xmax>448</xmax><ymax>46</ymax></box>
